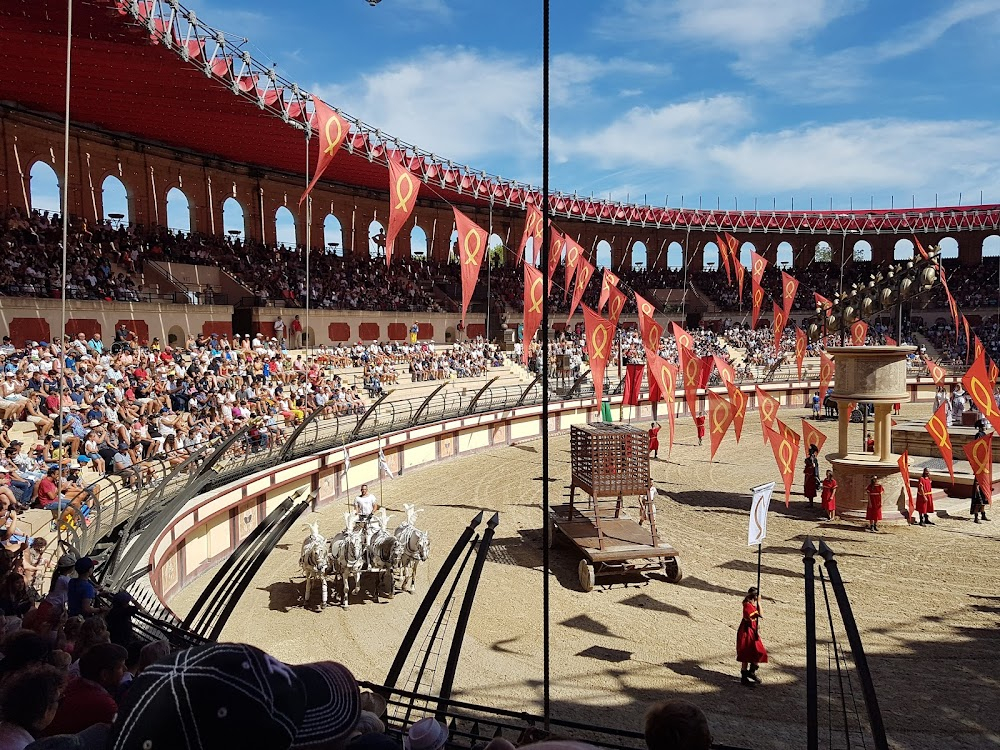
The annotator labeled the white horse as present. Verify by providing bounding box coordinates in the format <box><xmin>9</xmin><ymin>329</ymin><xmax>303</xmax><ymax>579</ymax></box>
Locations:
<box><xmin>299</xmin><ymin>521</ymin><xmax>332</xmax><ymax>608</ymax></box>
<box><xmin>329</xmin><ymin>512</ymin><xmax>366</xmax><ymax>608</ymax></box>
<box><xmin>366</xmin><ymin>509</ymin><xmax>403</xmax><ymax>601</ymax></box>
<box><xmin>394</xmin><ymin>504</ymin><xmax>430</xmax><ymax>593</ymax></box>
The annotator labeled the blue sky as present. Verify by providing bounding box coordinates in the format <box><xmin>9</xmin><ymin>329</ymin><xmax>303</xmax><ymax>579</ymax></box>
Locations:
<box><xmin>34</xmin><ymin>0</ymin><xmax>1000</xmax><ymax>226</ymax></box>
<box><xmin>173</xmin><ymin>0</ymin><xmax>1000</xmax><ymax>213</ymax></box>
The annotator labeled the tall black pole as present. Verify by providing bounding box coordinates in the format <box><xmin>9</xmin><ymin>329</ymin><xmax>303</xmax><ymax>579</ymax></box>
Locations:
<box><xmin>756</xmin><ymin>543</ymin><xmax>762</xmax><ymax>593</ymax></box>
<box><xmin>818</xmin><ymin>541</ymin><xmax>889</xmax><ymax>750</ymax></box>
<box><xmin>541</xmin><ymin>0</ymin><xmax>552</xmax><ymax>731</ymax></box>
<box><xmin>802</xmin><ymin>538</ymin><xmax>819</xmax><ymax>750</ymax></box>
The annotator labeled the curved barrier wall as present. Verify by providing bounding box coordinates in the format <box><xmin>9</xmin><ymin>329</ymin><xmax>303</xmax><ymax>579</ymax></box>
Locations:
<box><xmin>141</xmin><ymin>376</ymin><xmax>947</xmax><ymax>610</ymax></box>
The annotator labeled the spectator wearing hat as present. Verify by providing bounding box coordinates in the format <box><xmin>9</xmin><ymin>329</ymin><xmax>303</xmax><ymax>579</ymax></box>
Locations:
<box><xmin>108</xmin><ymin>642</ymin><xmax>360</xmax><ymax>750</ymax></box>
<box><xmin>405</xmin><ymin>717</ymin><xmax>449</xmax><ymax>750</ymax></box>
<box><xmin>66</xmin><ymin>559</ymin><xmax>105</xmax><ymax>619</ymax></box>
<box><xmin>0</xmin><ymin>664</ymin><xmax>66</xmax><ymax>747</ymax></box>
<box><xmin>44</xmin><ymin>643</ymin><xmax>127</xmax><ymax>738</ymax></box>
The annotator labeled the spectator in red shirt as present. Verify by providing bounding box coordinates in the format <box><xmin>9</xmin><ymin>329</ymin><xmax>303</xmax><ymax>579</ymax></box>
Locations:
<box><xmin>44</xmin><ymin>642</ymin><xmax>126</xmax><ymax>737</ymax></box>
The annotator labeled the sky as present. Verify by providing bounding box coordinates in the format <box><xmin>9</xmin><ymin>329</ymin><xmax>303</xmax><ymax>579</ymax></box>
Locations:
<box><xmin>32</xmin><ymin>0</ymin><xmax>1000</xmax><ymax>233</ymax></box>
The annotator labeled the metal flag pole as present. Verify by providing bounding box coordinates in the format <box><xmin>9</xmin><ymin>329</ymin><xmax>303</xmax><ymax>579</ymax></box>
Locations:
<box><xmin>541</xmin><ymin>0</ymin><xmax>552</xmax><ymax>731</ymax></box>
<box><xmin>304</xmin><ymin>130</ymin><xmax>312</xmax><ymax>356</ymax></box>
<box><xmin>57</xmin><ymin>0</ymin><xmax>74</xmax><ymax>549</ymax></box>
<box><xmin>486</xmin><ymin>201</ymin><xmax>493</xmax><ymax>342</ymax></box>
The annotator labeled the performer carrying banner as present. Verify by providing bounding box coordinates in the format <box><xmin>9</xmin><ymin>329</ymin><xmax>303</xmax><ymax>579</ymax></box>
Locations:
<box><xmin>737</xmin><ymin>587</ymin><xmax>767</xmax><ymax>687</ymax></box>
<box><xmin>915</xmin><ymin>467</ymin><xmax>935</xmax><ymax>526</ymax></box>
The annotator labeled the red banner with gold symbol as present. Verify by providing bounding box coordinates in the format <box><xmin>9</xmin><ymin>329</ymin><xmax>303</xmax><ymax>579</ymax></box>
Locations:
<box><xmin>597</xmin><ymin>268</ymin><xmax>620</xmax><ymax>313</ymax></box>
<box><xmin>521</xmin><ymin>264</ymin><xmax>544</xmax><ymax>366</ymax></box>
<box><xmin>773</xmin><ymin>302</ymin><xmax>787</xmax><ymax>355</ymax></box>
<box><xmin>974</xmin><ymin>335</ymin><xmax>985</xmax><ymax>364</ymax></box>
<box><xmin>795</xmin><ymin>327</ymin><xmax>807</xmax><ymax>381</ymax></box>
<box><xmin>707</xmin><ymin>389</ymin><xmax>735</xmax><ymax>461</ymax></box>
<box><xmin>607</xmin><ymin>284</ymin><xmax>627</xmax><ymax>329</ymax></box>
<box><xmin>671</xmin><ymin>322</ymin><xmax>693</xmax><ymax>353</ymax></box>
<box><xmin>679</xmin><ymin>346</ymin><xmax>701</xmax><ymax>417</ymax></box>
<box><xmin>963</xmin><ymin>434</ymin><xmax>994</xmax><ymax>500</ymax></box>
<box><xmin>800</xmin><ymin>418</ymin><xmax>827</xmax><ymax>454</ymax></box>
<box><xmin>925</xmin><ymin>357</ymin><xmax>947</xmax><ymax>386</ymax></box>
<box><xmin>636</xmin><ymin>293</ymin><xmax>663</xmax><ymax>352</ymax></box>
<box><xmin>547</xmin><ymin>228</ymin><xmax>564</xmax><ymax>295</ymax></box>
<box><xmin>715</xmin><ymin>233</ymin><xmax>732</xmax><ymax>283</ymax></box>
<box><xmin>725</xmin><ymin>381</ymin><xmax>747</xmax><ymax>443</ymax></box>
<box><xmin>699</xmin><ymin>355</ymin><xmax>714</xmax><ymax>391</ymax></box>
<box><xmin>563</xmin><ymin>237</ymin><xmax>584</xmax><ymax>302</ymax></box>
<box><xmin>750</xmin><ymin>251</ymin><xmax>768</xmax><ymax>328</ymax></box>
<box><xmin>750</xmin><ymin>250</ymin><xmax>768</xmax><ymax>287</ymax></box>
<box><xmin>454</xmin><ymin>207</ymin><xmax>488</xmax><ymax>328</ymax></box>
<box><xmin>756</xmin><ymin>385</ymin><xmax>780</xmax><ymax>443</ymax></box>
<box><xmin>582</xmin><ymin>305</ymin><xmax>614</xmax><ymax>408</ymax></box>
<box><xmin>774</xmin><ymin>418</ymin><xmax>801</xmax><ymax>447</ymax></box>
<box><xmin>645</xmin><ymin>347</ymin><xmax>677</xmax><ymax>454</ymax></box>
<box><xmin>713</xmin><ymin>355</ymin><xmax>735</xmax><ymax>386</ymax></box>
<box><xmin>850</xmin><ymin>320</ymin><xmax>868</xmax><ymax>346</ymax></box>
<box><xmin>962</xmin><ymin>315</ymin><xmax>972</xmax><ymax>360</ymax></box>
<box><xmin>516</xmin><ymin>205</ymin><xmax>544</xmax><ymax>267</ymax></box>
<box><xmin>924</xmin><ymin>402</ymin><xmax>955</xmax><ymax>482</ymax></box>
<box><xmin>781</xmin><ymin>271</ymin><xmax>799</xmax><ymax>318</ymax></box>
<box><xmin>385</xmin><ymin>159</ymin><xmax>419</xmax><ymax>267</ymax></box>
<box><xmin>815</xmin><ymin>292</ymin><xmax>833</xmax><ymax>313</ymax></box>
<box><xmin>300</xmin><ymin>98</ymin><xmax>349</xmax><ymax>205</ymax></box>
<box><xmin>962</xmin><ymin>352</ymin><xmax>1000</xmax><ymax>436</ymax></box>
<box><xmin>898</xmin><ymin>452</ymin><xmax>914</xmax><ymax>517</ymax></box>
<box><xmin>819</xmin><ymin>352</ymin><xmax>834</xmax><ymax>404</ymax></box>
<box><xmin>763</xmin><ymin>423</ymin><xmax>799</xmax><ymax>507</ymax></box>
<box><xmin>939</xmin><ymin>266</ymin><xmax>960</xmax><ymax>342</ymax></box>
<box><xmin>726</xmin><ymin>234</ymin><xmax>745</xmax><ymax>299</ymax></box>
<box><xmin>990</xmin><ymin>360</ymin><xmax>1000</xmax><ymax>387</ymax></box>
<box><xmin>567</xmin><ymin>256</ymin><xmax>595</xmax><ymax>322</ymax></box>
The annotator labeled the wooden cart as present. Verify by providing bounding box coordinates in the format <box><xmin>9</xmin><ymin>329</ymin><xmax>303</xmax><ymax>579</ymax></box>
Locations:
<box><xmin>550</xmin><ymin>424</ymin><xmax>682</xmax><ymax>591</ymax></box>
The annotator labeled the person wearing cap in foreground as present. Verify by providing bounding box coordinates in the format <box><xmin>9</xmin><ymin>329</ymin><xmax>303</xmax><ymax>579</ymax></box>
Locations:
<box><xmin>644</xmin><ymin>699</ymin><xmax>713</xmax><ymax>750</ymax></box>
<box><xmin>404</xmin><ymin>717</ymin><xmax>449</xmax><ymax>750</ymax></box>
<box><xmin>107</xmin><ymin>642</ymin><xmax>360</xmax><ymax>750</ymax></box>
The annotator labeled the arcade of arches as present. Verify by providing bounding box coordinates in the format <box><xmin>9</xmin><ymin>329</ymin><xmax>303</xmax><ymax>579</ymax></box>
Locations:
<box><xmin>4</xmin><ymin>109</ymin><xmax>998</xmax><ymax>272</ymax></box>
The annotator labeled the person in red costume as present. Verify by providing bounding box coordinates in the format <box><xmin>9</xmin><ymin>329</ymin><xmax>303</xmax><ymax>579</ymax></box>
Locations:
<box><xmin>736</xmin><ymin>587</ymin><xmax>766</xmax><ymax>686</ymax></box>
<box><xmin>694</xmin><ymin>412</ymin><xmax>706</xmax><ymax>447</ymax></box>
<box><xmin>820</xmin><ymin>469</ymin><xmax>837</xmax><ymax>521</ymax></box>
<box><xmin>866</xmin><ymin>475</ymin><xmax>883</xmax><ymax>532</ymax></box>
<box><xmin>915</xmin><ymin>467</ymin><xmax>935</xmax><ymax>526</ymax></box>
<box><xmin>648</xmin><ymin>422</ymin><xmax>661</xmax><ymax>459</ymax></box>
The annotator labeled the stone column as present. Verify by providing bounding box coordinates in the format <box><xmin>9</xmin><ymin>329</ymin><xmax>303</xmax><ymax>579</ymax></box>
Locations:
<box><xmin>838</xmin><ymin>406</ymin><xmax>850</xmax><ymax>457</ymax></box>
<box><xmin>874</xmin><ymin>404</ymin><xmax>891</xmax><ymax>461</ymax></box>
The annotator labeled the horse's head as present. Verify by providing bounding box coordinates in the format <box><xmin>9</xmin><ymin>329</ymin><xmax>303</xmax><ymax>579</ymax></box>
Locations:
<box><xmin>409</xmin><ymin>530</ymin><xmax>430</xmax><ymax>562</ymax></box>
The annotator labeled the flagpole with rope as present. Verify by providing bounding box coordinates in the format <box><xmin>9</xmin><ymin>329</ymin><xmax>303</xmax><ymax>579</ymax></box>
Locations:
<box><xmin>57</xmin><ymin>0</ymin><xmax>74</xmax><ymax>550</ymax></box>
<box><xmin>304</xmin><ymin>129</ymin><xmax>311</xmax><ymax>357</ymax></box>
<box><xmin>541</xmin><ymin>0</ymin><xmax>552</xmax><ymax>730</ymax></box>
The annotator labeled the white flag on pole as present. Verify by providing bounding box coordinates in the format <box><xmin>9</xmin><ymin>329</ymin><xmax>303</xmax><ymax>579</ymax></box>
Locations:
<box><xmin>748</xmin><ymin>481</ymin><xmax>775</xmax><ymax>547</ymax></box>
<box><xmin>378</xmin><ymin>447</ymin><xmax>394</xmax><ymax>479</ymax></box>
<box><xmin>342</xmin><ymin>446</ymin><xmax>351</xmax><ymax>480</ymax></box>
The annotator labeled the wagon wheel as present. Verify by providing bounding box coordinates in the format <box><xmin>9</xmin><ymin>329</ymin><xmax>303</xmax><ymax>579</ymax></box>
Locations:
<box><xmin>547</xmin><ymin>519</ymin><xmax>559</xmax><ymax>548</ymax></box>
<box><xmin>578</xmin><ymin>559</ymin><xmax>595</xmax><ymax>592</ymax></box>
<box><xmin>661</xmin><ymin>557</ymin><xmax>683</xmax><ymax>584</ymax></box>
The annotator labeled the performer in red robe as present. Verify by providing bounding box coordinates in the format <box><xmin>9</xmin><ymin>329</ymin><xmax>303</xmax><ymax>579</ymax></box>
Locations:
<box><xmin>866</xmin><ymin>476</ymin><xmax>883</xmax><ymax>532</ymax></box>
<box><xmin>803</xmin><ymin>445</ymin><xmax>819</xmax><ymax>505</ymax></box>
<box><xmin>820</xmin><ymin>470</ymin><xmax>837</xmax><ymax>521</ymax></box>
<box><xmin>736</xmin><ymin>587</ymin><xmax>767</xmax><ymax>686</ymax></box>
<box><xmin>915</xmin><ymin>467</ymin><xmax>935</xmax><ymax>526</ymax></box>
<box><xmin>694</xmin><ymin>412</ymin><xmax>706</xmax><ymax>446</ymax></box>
<box><xmin>648</xmin><ymin>422</ymin><xmax>661</xmax><ymax>459</ymax></box>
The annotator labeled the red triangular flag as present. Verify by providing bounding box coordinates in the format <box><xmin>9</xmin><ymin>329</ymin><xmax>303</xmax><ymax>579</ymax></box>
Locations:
<box><xmin>597</xmin><ymin>268</ymin><xmax>620</xmax><ymax>313</ymax></box>
<box><xmin>924</xmin><ymin>402</ymin><xmax>955</xmax><ymax>482</ymax></box>
<box><xmin>567</xmin><ymin>256</ymin><xmax>595</xmax><ymax>322</ymax></box>
<box><xmin>516</xmin><ymin>205</ymin><xmax>543</xmax><ymax>266</ymax></box>
<box><xmin>521</xmin><ymin>264</ymin><xmax>544</xmax><ymax>365</ymax></box>
<box><xmin>707</xmin><ymin>390</ymin><xmax>735</xmax><ymax>461</ymax></box>
<box><xmin>385</xmin><ymin>159</ymin><xmax>419</xmax><ymax>267</ymax></box>
<box><xmin>454</xmin><ymin>207</ymin><xmax>488</xmax><ymax>328</ymax></box>
<box><xmin>300</xmin><ymin>98</ymin><xmax>349</xmax><ymax>205</ymax></box>
<box><xmin>725</xmin><ymin>381</ymin><xmax>747</xmax><ymax>443</ymax></box>
<box><xmin>582</xmin><ymin>305</ymin><xmax>614</xmax><ymax>407</ymax></box>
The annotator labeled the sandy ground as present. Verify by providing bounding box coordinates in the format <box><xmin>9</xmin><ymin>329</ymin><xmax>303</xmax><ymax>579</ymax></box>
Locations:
<box><xmin>170</xmin><ymin>402</ymin><xmax>1000</xmax><ymax>750</ymax></box>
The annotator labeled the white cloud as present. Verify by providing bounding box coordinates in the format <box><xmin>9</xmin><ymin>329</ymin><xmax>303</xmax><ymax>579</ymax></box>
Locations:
<box><xmin>598</xmin><ymin>0</ymin><xmax>861</xmax><ymax>48</ymax></box>
<box><xmin>556</xmin><ymin>98</ymin><xmax>1000</xmax><ymax>201</ymax></box>
<box><xmin>874</xmin><ymin>0</ymin><xmax>1000</xmax><ymax>60</ymax></box>
<box><xmin>313</xmin><ymin>48</ymin><xmax>541</xmax><ymax>166</ymax></box>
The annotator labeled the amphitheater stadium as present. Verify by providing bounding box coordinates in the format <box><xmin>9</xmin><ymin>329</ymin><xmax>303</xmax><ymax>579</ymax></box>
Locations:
<box><xmin>1</xmin><ymin>2</ymin><xmax>999</xmax><ymax>749</ymax></box>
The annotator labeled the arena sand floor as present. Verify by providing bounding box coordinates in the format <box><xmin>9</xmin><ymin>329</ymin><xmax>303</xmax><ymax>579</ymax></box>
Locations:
<box><xmin>171</xmin><ymin>402</ymin><xmax>999</xmax><ymax>750</ymax></box>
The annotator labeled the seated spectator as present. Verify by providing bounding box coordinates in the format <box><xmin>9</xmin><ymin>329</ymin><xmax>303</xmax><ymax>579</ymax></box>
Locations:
<box><xmin>405</xmin><ymin>717</ymin><xmax>449</xmax><ymax>750</ymax></box>
<box><xmin>43</xmin><ymin>642</ymin><xmax>127</xmax><ymax>737</ymax></box>
<box><xmin>65</xmin><ymin>559</ymin><xmax>104</xmax><ymax>620</ymax></box>
<box><xmin>644</xmin><ymin>699</ymin><xmax>713</xmax><ymax>750</ymax></box>
<box><xmin>0</xmin><ymin>664</ymin><xmax>66</xmax><ymax>748</ymax></box>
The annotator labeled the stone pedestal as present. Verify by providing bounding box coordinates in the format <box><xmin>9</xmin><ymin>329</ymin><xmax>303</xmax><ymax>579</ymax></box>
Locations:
<box><xmin>828</xmin><ymin>346</ymin><xmax>916</xmax><ymax>525</ymax></box>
